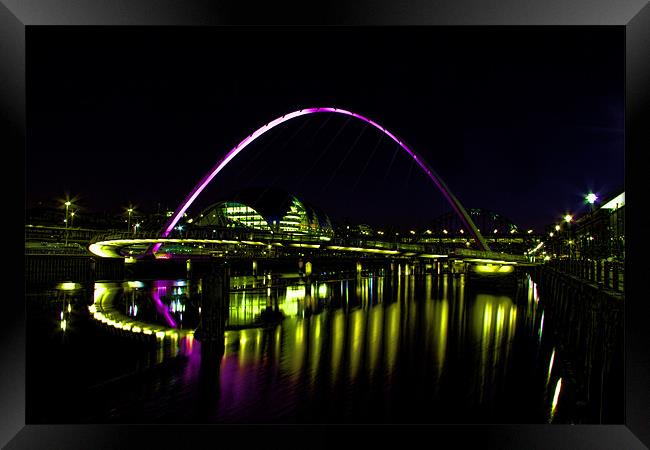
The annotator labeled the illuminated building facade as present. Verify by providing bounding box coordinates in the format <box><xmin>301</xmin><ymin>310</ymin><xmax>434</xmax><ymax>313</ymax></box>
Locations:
<box><xmin>193</xmin><ymin>188</ymin><xmax>334</xmax><ymax>238</ymax></box>
<box><xmin>572</xmin><ymin>191</ymin><xmax>625</xmax><ymax>261</ymax></box>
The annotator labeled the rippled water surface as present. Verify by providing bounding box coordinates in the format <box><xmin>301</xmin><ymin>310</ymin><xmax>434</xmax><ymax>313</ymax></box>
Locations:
<box><xmin>28</xmin><ymin>270</ymin><xmax>573</xmax><ymax>423</ymax></box>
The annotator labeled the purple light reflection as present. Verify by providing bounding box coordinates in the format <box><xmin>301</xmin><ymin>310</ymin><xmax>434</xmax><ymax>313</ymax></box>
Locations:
<box><xmin>153</xmin><ymin>107</ymin><xmax>489</xmax><ymax>253</ymax></box>
<box><xmin>151</xmin><ymin>280</ymin><xmax>178</xmax><ymax>328</ymax></box>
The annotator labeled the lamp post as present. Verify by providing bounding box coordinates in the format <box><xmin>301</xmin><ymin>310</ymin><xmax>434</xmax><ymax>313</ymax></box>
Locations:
<box><xmin>585</xmin><ymin>193</ymin><xmax>598</xmax><ymax>259</ymax></box>
<box><xmin>127</xmin><ymin>208</ymin><xmax>133</xmax><ymax>232</ymax></box>
<box><xmin>586</xmin><ymin>193</ymin><xmax>598</xmax><ymax>212</ymax></box>
<box><xmin>70</xmin><ymin>211</ymin><xmax>75</xmax><ymax>228</ymax></box>
<box><xmin>64</xmin><ymin>201</ymin><xmax>71</xmax><ymax>245</ymax></box>
<box><xmin>564</xmin><ymin>214</ymin><xmax>573</xmax><ymax>259</ymax></box>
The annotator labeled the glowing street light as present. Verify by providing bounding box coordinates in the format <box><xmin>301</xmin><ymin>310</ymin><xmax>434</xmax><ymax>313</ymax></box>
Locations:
<box><xmin>564</xmin><ymin>214</ymin><xmax>573</xmax><ymax>223</ymax></box>
<box><xmin>555</xmin><ymin>225</ymin><xmax>561</xmax><ymax>231</ymax></box>
<box><xmin>585</xmin><ymin>193</ymin><xmax>598</xmax><ymax>204</ymax></box>
<box><xmin>70</xmin><ymin>210</ymin><xmax>75</xmax><ymax>227</ymax></box>
<box><xmin>64</xmin><ymin>200</ymin><xmax>72</xmax><ymax>245</ymax></box>
<box><xmin>127</xmin><ymin>207</ymin><xmax>134</xmax><ymax>231</ymax></box>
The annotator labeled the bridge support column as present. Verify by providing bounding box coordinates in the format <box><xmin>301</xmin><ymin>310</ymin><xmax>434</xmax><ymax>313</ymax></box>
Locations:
<box><xmin>83</xmin><ymin>258</ymin><xmax>96</xmax><ymax>306</ymax></box>
<box><xmin>199</xmin><ymin>262</ymin><xmax>230</xmax><ymax>354</ymax></box>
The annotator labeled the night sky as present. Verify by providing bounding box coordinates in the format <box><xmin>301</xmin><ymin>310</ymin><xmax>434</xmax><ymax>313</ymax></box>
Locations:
<box><xmin>26</xmin><ymin>27</ymin><xmax>624</xmax><ymax>230</ymax></box>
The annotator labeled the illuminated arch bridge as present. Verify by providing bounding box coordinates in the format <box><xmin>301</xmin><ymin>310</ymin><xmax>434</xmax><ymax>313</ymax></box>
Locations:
<box><xmin>89</xmin><ymin>107</ymin><xmax>531</xmax><ymax>260</ymax></box>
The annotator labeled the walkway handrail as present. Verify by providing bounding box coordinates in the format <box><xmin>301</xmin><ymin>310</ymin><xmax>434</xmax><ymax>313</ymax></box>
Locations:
<box><xmin>546</xmin><ymin>259</ymin><xmax>624</xmax><ymax>293</ymax></box>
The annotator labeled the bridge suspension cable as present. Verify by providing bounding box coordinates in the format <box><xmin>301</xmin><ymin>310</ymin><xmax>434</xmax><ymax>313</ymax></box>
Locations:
<box><xmin>153</xmin><ymin>107</ymin><xmax>490</xmax><ymax>253</ymax></box>
<box><xmin>294</xmin><ymin>115</ymin><xmax>352</xmax><ymax>192</ymax></box>
<box><xmin>322</xmin><ymin>121</ymin><xmax>370</xmax><ymax>193</ymax></box>
<box><xmin>350</xmin><ymin>129</ymin><xmax>384</xmax><ymax>195</ymax></box>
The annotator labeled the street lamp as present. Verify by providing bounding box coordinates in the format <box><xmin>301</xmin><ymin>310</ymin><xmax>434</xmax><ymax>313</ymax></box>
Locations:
<box><xmin>127</xmin><ymin>207</ymin><xmax>134</xmax><ymax>232</ymax></box>
<box><xmin>70</xmin><ymin>211</ymin><xmax>75</xmax><ymax>227</ymax></box>
<box><xmin>585</xmin><ymin>193</ymin><xmax>598</xmax><ymax>205</ymax></box>
<box><xmin>564</xmin><ymin>214</ymin><xmax>573</xmax><ymax>259</ymax></box>
<box><xmin>64</xmin><ymin>201</ymin><xmax>72</xmax><ymax>245</ymax></box>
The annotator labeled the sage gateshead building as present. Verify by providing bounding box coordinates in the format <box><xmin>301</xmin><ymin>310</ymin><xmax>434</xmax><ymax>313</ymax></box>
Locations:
<box><xmin>191</xmin><ymin>188</ymin><xmax>334</xmax><ymax>239</ymax></box>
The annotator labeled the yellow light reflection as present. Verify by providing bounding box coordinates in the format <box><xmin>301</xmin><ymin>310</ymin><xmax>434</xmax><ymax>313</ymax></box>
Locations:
<box><xmin>367</xmin><ymin>305</ymin><xmax>383</xmax><ymax>378</ymax></box>
<box><xmin>547</xmin><ymin>349</ymin><xmax>556</xmax><ymax>383</ymax></box>
<box><xmin>330</xmin><ymin>311</ymin><xmax>344</xmax><ymax>384</ymax></box>
<box><xmin>385</xmin><ymin>302</ymin><xmax>400</xmax><ymax>374</ymax></box>
<box><xmin>349</xmin><ymin>310</ymin><xmax>365</xmax><ymax>382</ymax></box>
<box><xmin>309</xmin><ymin>317</ymin><xmax>323</xmax><ymax>385</ymax></box>
<box><xmin>550</xmin><ymin>378</ymin><xmax>563</xmax><ymax>421</ymax></box>
<box><xmin>435</xmin><ymin>299</ymin><xmax>449</xmax><ymax>377</ymax></box>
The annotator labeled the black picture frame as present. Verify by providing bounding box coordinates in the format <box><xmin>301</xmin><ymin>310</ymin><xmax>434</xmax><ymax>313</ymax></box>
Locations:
<box><xmin>3</xmin><ymin>0</ymin><xmax>649</xmax><ymax>448</ymax></box>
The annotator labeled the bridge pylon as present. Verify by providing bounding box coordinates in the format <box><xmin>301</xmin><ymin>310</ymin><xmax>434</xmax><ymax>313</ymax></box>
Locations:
<box><xmin>196</xmin><ymin>262</ymin><xmax>230</xmax><ymax>353</ymax></box>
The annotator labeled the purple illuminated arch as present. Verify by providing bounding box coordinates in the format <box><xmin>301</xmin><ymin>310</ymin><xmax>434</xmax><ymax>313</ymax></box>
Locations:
<box><xmin>153</xmin><ymin>107</ymin><xmax>489</xmax><ymax>252</ymax></box>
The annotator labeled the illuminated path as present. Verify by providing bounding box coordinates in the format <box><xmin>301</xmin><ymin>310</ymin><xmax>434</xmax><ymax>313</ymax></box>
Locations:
<box><xmin>91</xmin><ymin>238</ymin><xmax>438</xmax><ymax>259</ymax></box>
<box><xmin>88</xmin><ymin>237</ymin><xmax>527</xmax><ymax>269</ymax></box>
<box><xmin>153</xmin><ymin>107</ymin><xmax>490</xmax><ymax>254</ymax></box>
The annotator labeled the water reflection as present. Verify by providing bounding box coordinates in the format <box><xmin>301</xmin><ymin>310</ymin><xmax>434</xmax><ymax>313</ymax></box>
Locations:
<box><xmin>47</xmin><ymin>270</ymin><xmax>562</xmax><ymax>422</ymax></box>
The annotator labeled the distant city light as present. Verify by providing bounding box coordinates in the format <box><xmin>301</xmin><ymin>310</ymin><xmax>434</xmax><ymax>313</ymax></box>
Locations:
<box><xmin>564</xmin><ymin>214</ymin><xmax>573</xmax><ymax>223</ymax></box>
<box><xmin>555</xmin><ymin>225</ymin><xmax>560</xmax><ymax>231</ymax></box>
<box><xmin>527</xmin><ymin>229</ymin><xmax>533</xmax><ymax>234</ymax></box>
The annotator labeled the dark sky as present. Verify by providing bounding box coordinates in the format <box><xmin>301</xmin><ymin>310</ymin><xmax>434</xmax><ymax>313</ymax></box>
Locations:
<box><xmin>26</xmin><ymin>27</ymin><xmax>624</xmax><ymax>230</ymax></box>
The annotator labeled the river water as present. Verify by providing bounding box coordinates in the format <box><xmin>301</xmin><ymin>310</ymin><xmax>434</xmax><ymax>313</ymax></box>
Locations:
<box><xmin>27</xmin><ymin>269</ymin><xmax>577</xmax><ymax>424</ymax></box>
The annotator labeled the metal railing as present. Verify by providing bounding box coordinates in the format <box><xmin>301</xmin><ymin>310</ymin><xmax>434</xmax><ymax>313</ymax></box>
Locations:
<box><xmin>546</xmin><ymin>259</ymin><xmax>624</xmax><ymax>293</ymax></box>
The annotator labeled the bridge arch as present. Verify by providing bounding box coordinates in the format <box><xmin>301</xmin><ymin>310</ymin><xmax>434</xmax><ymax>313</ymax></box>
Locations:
<box><xmin>155</xmin><ymin>107</ymin><xmax>490</xmax><ymax>252</ymax></box>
